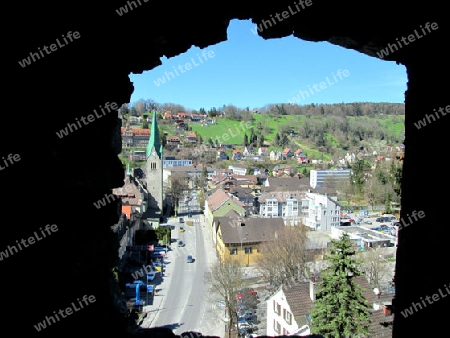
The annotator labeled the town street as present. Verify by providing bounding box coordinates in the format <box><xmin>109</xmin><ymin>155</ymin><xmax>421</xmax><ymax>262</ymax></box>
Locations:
<box><xmin>144</xmin><ymin>194</ymin><xmax>224</xmax><ymax>336</ymax></box>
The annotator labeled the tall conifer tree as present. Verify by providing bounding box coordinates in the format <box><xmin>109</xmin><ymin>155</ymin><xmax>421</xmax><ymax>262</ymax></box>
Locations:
<box><xmin>310</xmin><ymin>233</ymin><xmax>371</xmax><ymax>337</ymax></box>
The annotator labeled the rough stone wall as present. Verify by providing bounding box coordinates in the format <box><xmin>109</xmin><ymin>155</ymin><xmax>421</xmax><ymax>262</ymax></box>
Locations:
<box><xmin>3</xmin><ymin>1</ymin><xmax>448</xmax><ymax>337</ymax></box>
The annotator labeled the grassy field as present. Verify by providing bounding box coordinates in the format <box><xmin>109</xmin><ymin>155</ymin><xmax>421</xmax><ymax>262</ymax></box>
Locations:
<box><xmin>167</xmin><ymin>114</ymin><xmax>405</xmax><ymax>161</ymax></box>
<box><xmin>190</xmin><ymin>119</ymin><xmax>248</xmax><ymax>144</ymax></box>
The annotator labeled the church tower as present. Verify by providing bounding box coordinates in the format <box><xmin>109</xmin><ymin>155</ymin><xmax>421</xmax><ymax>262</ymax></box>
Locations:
<box><xmin>146</xmin><ymin>112</ymin><xmax>163</xmax><ymax>213</ymax></box>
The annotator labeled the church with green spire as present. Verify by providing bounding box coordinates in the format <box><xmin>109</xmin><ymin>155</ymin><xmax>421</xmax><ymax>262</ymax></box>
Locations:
<box><xmin>145</xmin><ymin>112</ymin><xmax>164</xmax><ymax>213</ymax></box>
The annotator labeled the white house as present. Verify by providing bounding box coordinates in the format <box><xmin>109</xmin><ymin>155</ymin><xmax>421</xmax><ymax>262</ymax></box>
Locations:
<box><xmin>270</xmin><ymin>150</ymin><xmax>282</xmax><ymax>161</ymax></box>
<box><xmin>300</xmin><ymin>192</ymin><xmax>341</xmax><ymax>231</ymax></box>
<box><xmin>228</xmin><ymin>165</ymin><xmax>247</xmax><ymax>176</ymax></box>
<box><xmin>266</xmin><ymin>281</ymin><xmax>314</xmax><ymax>336</ymax></box>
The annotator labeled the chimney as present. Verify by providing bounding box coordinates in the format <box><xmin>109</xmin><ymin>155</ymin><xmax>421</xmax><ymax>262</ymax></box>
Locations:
<box><xmin>309</xmin><ymin>276</ymin><xmax>316</xmax><ymax>302</ymax></box>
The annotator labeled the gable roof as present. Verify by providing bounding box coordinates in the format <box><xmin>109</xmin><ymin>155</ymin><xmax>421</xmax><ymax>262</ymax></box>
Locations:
<box><xmin>282</xmin><ymin>282</ymin><xmax>313</xmax><ymax>324</ymax></box>
<box><xmin>215</xmin><ymin>216</ymin><xmax>285</xmax><ymax>244</ymax></box>
<box><xmin>206</xmin><ymin>188</ymin><xmax>244</xmax><ymax>212</ymax></box>
<box><xmin>264</xmin><ymin>177</ymin><xmax>311</xmax><ymax>192</ymax></box>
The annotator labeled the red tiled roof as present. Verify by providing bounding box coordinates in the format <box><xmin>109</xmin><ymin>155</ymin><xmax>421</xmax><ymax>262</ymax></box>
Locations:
<box><xmin>122</xmin><ymin>206</ymin><xmax>132</xmax><ymax>219</ymax></box>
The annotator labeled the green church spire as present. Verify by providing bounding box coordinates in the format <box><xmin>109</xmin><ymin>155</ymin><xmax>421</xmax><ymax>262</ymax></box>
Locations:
<box><xmin>146</xmin><ymin>112</ymin><xmax>162</xmax><ymax>158</ymax></box>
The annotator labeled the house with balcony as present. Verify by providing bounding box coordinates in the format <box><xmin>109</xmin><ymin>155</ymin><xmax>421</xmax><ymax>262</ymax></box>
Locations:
<box><xmin>300</xmin><ymin>192</ymin><xmax>341</xmax><ymax>230</ymax></box>
<box><xmin>166</xmin><ymin>135</ymin><xmax>181</xmax><ymax>145</ymax></box>
<box><xmin>186</xmin><ymin>132</ymin><xmax>197</xmax><ymax>143</ymax></box>
<box><xmin>258</xmin><ymin>190</ymin><xmax>304</xmax><ymax>224</ymax></box>
<box><xmin>214</xmin><ymin>212</ymin><xmax>285</xmax><ymax>265</ymax></box>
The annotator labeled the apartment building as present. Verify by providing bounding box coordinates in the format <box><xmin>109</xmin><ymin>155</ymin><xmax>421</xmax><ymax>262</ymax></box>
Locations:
<box><xmin>309</xmin><ymin>169</ymin><xmax>351</xmax><ymax>189</ymax></box>
<box><xmin>301</xmin><ymin>192</ymin><xmax>341</xmax><ymax>231</ymax></box>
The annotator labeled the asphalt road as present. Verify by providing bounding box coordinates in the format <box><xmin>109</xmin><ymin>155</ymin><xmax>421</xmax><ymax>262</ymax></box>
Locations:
<box><xmin>150</xmin><ymin>213</ymin><xmax>224</xmax><ymax>336</ymax></box>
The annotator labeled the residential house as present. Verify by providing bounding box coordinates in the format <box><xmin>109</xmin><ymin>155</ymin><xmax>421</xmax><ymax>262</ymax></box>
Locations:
<box><xmin>300</xmin><ymin>192</ymin><xmax>341</xmax><ymax>230</ymax></box>
<box><xmin>270</xmin><ymin>150</ymin><xmax>282</xmax><ymax>161</ymax></box>
<box><xmin>186</xmin><ymin>132</ymin><xmax>197</xmax><ymax>143</ymax></box>
<box><xmin>243</xmin><ymin>146</ymin><xmax>255</xmax><ymax>156</ymax></box>
<box><xmin>204</xmin><ymin>188</ymin><xmax>246</xmax><ymax>229</ymax></box>
<box><xmin>121</xmin><ymin>124</ymin><xmax>151</xmax><ymax>148</ymax></box>
<box><xmin>129</xmin><ymin>116</ymin><xmax>140</xmax><ymax>124</ymax></box>
<box><xmin>258</xmin><ymin>190</ymin><xmax>304</xmax><ymax>224</ymax></box>
<box><xmin>163</xmin><ymin>165</ymin><xmax>203</xmax><ymax>190</ymax></box>
<box><xmin>266</xmin><ymin>275</ymin><xmax>393</xmax><ymax>337</ymax></box>
<box><xmin>294</xmin><ymin>149</ymin><xmax>309</xmax><ymax>164</ymax></box>
<box><xmin>228</xmin><ymin>165</ymin><xmax>247</xmax><ymax>176</ymax></box>
<box><xmin>267</xmin><ymin>281</ymin><xmax>313</xmax><ymax>336</ymax></box>
<box><xmin>163</xmin><ymin>111</ymin><xmax>173</xmax><ymax>120</ymax></box>
<box><xmin>263</xmin><ymin>177</ymin><xmax>311</xmax><ymax>193</ymax></box>
<box><xmin>214</xmin><ymin>212</ymin><xmax>285</xmax><ymax>265</ymax></box>
<box><xmin>232</xmin><ymin>149</ymin><xmax>243</xmax><ymax>161</ymax></box>
<box><xmin>113</xmin><ymin>174</ymin><xmax>147</xmax><ymax>214</ymax></box>
<box><xmin>258</xmin><ymin>147</ymin><xmax>269</xmax><ymax>156</ymax></box>
<box><xmin>166</xmin><ymin>135</ymin><xmax>181</xmax><ymax>145</ymax></box>
<box><xmin>216</xmin><ymin>148</ymin><xmax>228</xmax><ymax>160</ymax></box>
<box><xmin>176</xmin><ymin>112</ymin><xmax>187</xmax><ymax>119</ymax></box>
<box><xmin>344</xmin><ymin>152</ymin><xmax>356</xmax><ymax>163</ymax></box>
<box><xmin>189</xmin><ymin>113</ymin><xmax>204</xmax><ymax>122</ymax></box>
<box><xmin>282</xmin><ymin>148</ymin><xmax>293</xmax><ymax>159</ymax></box>
<box><xmin>284</xmin><ymin>164</ymin><xmax>294</xmax><ymax>176</ymax></box>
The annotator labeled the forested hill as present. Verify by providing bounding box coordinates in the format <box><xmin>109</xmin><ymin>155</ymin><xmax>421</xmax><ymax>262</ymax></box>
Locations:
<box><xmin>244</xmin><ymin>102</ymin><xmax>404</xmax><ymax>117</ymax></box>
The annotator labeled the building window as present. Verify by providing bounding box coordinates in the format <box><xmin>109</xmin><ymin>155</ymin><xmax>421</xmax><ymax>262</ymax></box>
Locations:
<box><xmin>245</xmin><ymin>247</ymin><xmax>252</xmax><ymax>254</ymax></box>
<box><xmin>283</xmin><ymin>309</ymin><xmax>292</xmax><ymax>325</ymax></box>
<box><xmin>273</xmin><ymin>300</ymin><xmax>281</xmax><ymax>315</ymax></box>
<box><xmin>273</xmin><ymin>320</ymin><xmax>281</xmax><ymax>334</ymax></box>
<box><xmin>230</xmin><ymin>248</ymin><xmax>237</xmax><ymax>255</ymax></box>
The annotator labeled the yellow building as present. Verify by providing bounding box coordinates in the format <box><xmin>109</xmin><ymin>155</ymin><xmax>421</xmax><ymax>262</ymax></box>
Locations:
<box><xmin>213</xmin><ymin>214</ymin><xmax>285</xmax><ymax>266</ymax></box>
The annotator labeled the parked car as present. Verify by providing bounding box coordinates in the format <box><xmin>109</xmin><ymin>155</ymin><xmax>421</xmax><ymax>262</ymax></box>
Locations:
<box><xmin>179</xmin><ymin>227</ymin><xmax>185</xmax><ymax>232</ymax></box>
<box><xmin>237</xmin><ymin>288</ymin><xmax>257</xmax><ymax>299</ymax></box>
<box><xmin>376</xmin><ymin>217</ymin><xmax>383</xmax><ymax>222</ymax></box>
<box><xmin>179</xmin><ymin>217</ymin><xmax>184</xmax><ymax>223</ymax></box>
<box><xmin>178</xmin><ymin>240</ymin><xmax>185</xmax><ymax>247</ymax></box>
<box><xmin>187</xmin><ymin>255</ymin><xmax>193</xmax><ymax>263</ymax></box>
<box><xmin>364</xmin><ymin>220</ymin><xmax>372</xmax><ymax>225</ymax></box>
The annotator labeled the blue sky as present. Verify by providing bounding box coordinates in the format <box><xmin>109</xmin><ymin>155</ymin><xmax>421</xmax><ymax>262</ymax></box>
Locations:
<box><xmin>129</xmin><ymin>19</ymin><xmax>407</xmax><ymax>111</ymax></box>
